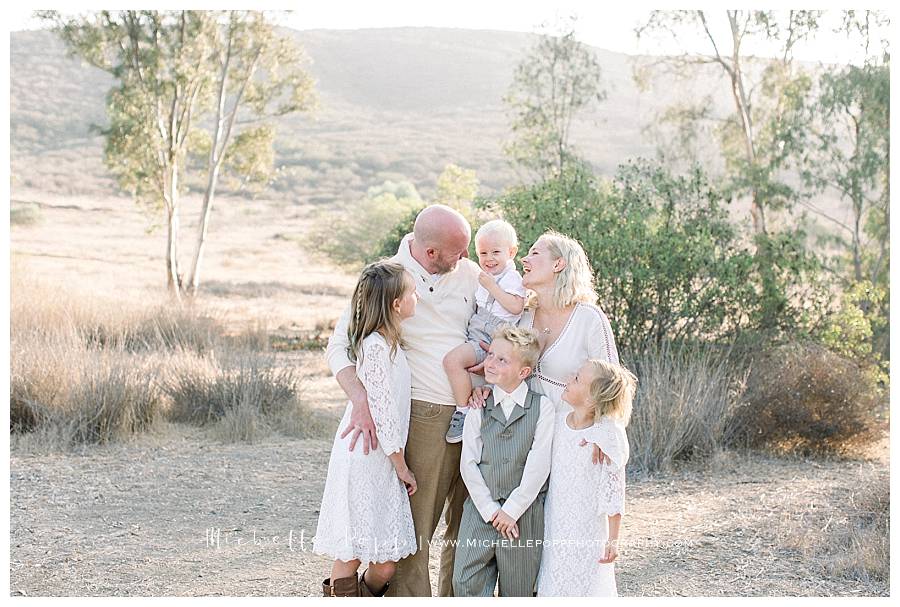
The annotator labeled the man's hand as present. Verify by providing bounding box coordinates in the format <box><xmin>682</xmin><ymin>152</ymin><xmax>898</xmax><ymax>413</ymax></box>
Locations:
<box><xmin>490</xmin><ymin>509</ymin><xmax>520</xmax><ymax>540</ymax></box>
<box><xmin>578</xmin><ymin>438</ymin><xmax>611</xmax><ymax>465</ymax></box>
<box><xmin>340</xmin><ymin>397</ymin><xmax>378</xmax><ymax>454</ymax></box>
<box><xmin>467</xmin><ymin>386</ymin><xmax>492</xmax><ymax>408</ymax></box>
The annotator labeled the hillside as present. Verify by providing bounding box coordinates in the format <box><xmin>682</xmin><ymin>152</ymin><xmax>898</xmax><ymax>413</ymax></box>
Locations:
<box><xmin>11</xmin><ymin>27</ymin><xmax>730</xmax><ymax>205</ymax></box>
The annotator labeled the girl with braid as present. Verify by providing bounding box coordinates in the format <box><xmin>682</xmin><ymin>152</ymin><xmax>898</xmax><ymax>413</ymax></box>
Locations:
<box><xmin>314</xmin><ymin>261</ymin><xmax>420</xmax><ymax>597</ymax></box>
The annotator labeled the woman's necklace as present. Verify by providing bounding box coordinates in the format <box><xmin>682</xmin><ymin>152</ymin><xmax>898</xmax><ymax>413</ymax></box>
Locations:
<box><xmin>534</xmin><ymin>309</ymin><xmax>554</xmax><ymax>334</ymax></box>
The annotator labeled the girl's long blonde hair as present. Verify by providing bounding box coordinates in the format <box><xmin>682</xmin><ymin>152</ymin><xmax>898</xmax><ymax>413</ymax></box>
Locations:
<box><xmin>530</xmin><ymin>231</ymin><xmax>597</xmax><ymax>309</ymax></box>
<box><xmin>346</xmin><ymin>261</ymin><xmax>411</xmax><ymax>363</ymax></box>
<box><xmin>586</xmin><ymin>359</ymin><xmax>637</xmax><ymax>427</ymax></box>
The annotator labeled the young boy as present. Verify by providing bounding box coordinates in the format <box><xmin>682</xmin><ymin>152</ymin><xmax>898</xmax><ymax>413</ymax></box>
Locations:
<box><xmin>443</xmin><ymin>219</ymin><xmax>527</xmax><ymax>443</ymax></box>
<box><xmin>452</xmin><ymin>326</ymin><xmax>554</xmax><ymax>597</ymax></box>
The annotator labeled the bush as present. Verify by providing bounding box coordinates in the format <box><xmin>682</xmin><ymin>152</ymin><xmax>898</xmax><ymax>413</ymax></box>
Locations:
<box><xmin>11</xmin><ymin>336</ymin><xmax>164</xmax><ymax>446</ymax></box>
<box><xmin>489</xmin><ymin>159</ymin><xmax>828</xmax><ymax>353</ymax></box>
<box><xmin>309</xmin><ymin>181</ymin><xmax>424</xmax><ymax>270</ymax></box>
<box><xmin>164</xmin><ymin>350</ymin><xmax>308</xmax><ymax>430</ymax></box>
<box><xmin>731</xmin><ymin>342</ymin><xmax>886</xmax><ymax>455</ymax></box>
<box><xmin>10</xmin><ymin>201</ymin><xmax>42</xmax><ymax>226</ymax></box>
<box><xmin>9</xmin><ymin>270</ymin><xmax>306</xmax><ymax>449</ymax></box>
<box><xmin>625</xmin><ymin>341</ymin><xmax>744</xmax><ymax>474</ymax></box>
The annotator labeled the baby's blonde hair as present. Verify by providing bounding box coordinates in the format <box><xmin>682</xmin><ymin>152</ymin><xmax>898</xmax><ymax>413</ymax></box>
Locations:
<box><xmin>475</xmin><ymin>219</ymin><xmax>518</xmax><ymax>249</ymax></box>
<box><xmin>585</xmin><ymin>359</ymin><xmax>637</xmax><ymax>426</ymax></box>
<box><xmin>491</xmin><ymin>325</ymin><xmax>541</xmax><ymax>370</ymax></box>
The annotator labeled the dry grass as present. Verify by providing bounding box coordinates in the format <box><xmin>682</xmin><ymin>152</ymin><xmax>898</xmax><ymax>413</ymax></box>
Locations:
<box><xmin>778</xmin><ymin>464</ymin><xmax>889</xmax><ymax>586</ymax></box>
<box><xmin>163</xmin><ymin>349</ymin><xmax>327</xmax><ymax>441</ymax></box>
<box><xmin>10</xmin><ymin>269</ymin><xmax>327</xmax><ymax>450</ymax></box>
<box><xmin>625</xmin><ymin>342</ymin><xmax>746</xmax><ymax>475</ymax></box>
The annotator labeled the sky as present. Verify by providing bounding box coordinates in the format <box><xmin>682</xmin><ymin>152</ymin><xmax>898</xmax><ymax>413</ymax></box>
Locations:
<box><xmin>4</xmin><ymin>1</ymin><xmax>893</xmax><ymax>65</ymax></box>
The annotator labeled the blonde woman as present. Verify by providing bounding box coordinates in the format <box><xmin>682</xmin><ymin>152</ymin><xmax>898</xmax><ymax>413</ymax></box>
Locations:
<box><xmin>314</xmin><ymin>261</ymin><xmax>420</xmax><ymax>597</ymax></box>
<box><xmin>472</xmin><ymin>231</ymin><xmax>619</xmax><ymax>409</ymax></box>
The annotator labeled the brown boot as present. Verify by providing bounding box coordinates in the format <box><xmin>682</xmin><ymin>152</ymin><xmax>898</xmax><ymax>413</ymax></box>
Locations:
<box><xmin>323</xmin><ymin>574</ymin><xmax>360</xmax><ymax>597</ymax></box>
<box><xmin>358</xmin><ymin>570</ymin><xmax>389</xmax><ymax>597</ymax></box>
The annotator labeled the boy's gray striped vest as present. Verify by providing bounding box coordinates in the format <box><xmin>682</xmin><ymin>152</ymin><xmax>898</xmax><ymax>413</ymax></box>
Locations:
<box><xmin>478</xmin><ymin>387</ymin><xmax>549</xmax><ymax>502</ymax></box>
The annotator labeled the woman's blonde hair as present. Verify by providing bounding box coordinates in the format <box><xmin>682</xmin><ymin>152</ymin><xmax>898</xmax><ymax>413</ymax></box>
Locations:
<box><xmin>585</xmin><ymin>359</ymin><xmax>637</xmax><ymax>427</ymax></box>
<box><xmin>532</xmin><ymin>231</ymin><xmax>597</xmax><ymax>309</ymax></box>
<box><xmin>347</xmin><ymin>261</ymin><xmax>412</xmax><ymax>363</ymax></box>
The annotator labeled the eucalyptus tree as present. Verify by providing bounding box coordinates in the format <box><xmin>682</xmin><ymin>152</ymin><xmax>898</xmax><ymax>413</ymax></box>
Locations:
<box><xmin>636</xmin><ymin>10</ymin><xmax>822</xmax><ymax>236</ymax></box>
<box><xmin>503</xmin><ymin>17</ymin><xmax>606</xmax><ymax>181</ymax></box>
<box><xmin>38</xmin><ymin>10</ymin><xmax>317</xmax><ymax>300</ymax></box>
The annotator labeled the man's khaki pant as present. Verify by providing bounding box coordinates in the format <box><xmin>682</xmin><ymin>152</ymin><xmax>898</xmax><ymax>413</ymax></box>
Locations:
<box><xmin>385</xmin><ymin>400</ymin><xmax>468</xmax><ymax>597</ymax></box>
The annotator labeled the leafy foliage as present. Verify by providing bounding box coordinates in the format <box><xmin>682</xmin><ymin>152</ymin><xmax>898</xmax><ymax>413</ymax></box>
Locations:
<box><xmin>490</xmin><ymin>159</ymin><xmax>828</xmax><ymax>352</ymax></box>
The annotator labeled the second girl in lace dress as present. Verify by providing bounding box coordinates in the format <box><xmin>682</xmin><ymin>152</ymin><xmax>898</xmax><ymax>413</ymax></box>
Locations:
<box><xmin>536</xmin><ymin>359</ymin><xmax>636</xmax><ymax>597</ymax></box>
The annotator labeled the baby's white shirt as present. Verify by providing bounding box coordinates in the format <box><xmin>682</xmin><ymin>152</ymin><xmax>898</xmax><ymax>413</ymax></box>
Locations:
<box><xmin>474</xmin><ymin>260</ymin><xmax>527</xmax><ymax>323</ymax></box>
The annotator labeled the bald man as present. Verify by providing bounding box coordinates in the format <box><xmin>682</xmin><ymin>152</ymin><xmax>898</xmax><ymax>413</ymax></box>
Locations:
<box><xmin>325</xmin><ymin>204</ymin><xmax>481</xmax><ymax>596</ymax></box>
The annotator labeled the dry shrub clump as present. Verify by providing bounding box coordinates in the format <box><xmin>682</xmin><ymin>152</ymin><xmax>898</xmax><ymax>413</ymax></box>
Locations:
<box><xmin>626</xmin><ymin>341</ymin><xmax>745</xmax><ymax>475</ymax></box>
<box><xmin>11</xmin><ymin>270</ymin><xmax>320</xmax><ymax>449</ymax></box>
<box><xmin>732</xmin><ymin>343</ymin><xmax>885</xmax><ymax>455</ymax></box>
<box><xmin>11</xmin><ymin>335</ymin><xmax>164</xmax><ymax>447</ymax></box>
<box><xmin>163</xmin><ymin>350</ymin><xmax>325</xmax><ymax>442</ymax></box>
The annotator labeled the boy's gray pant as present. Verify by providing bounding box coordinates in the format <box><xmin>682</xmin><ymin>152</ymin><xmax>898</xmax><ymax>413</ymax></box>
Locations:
<box><xmin>452</xmin><ymin>494</ymin><xmax>546</xmax><ymax>597</ymax></box>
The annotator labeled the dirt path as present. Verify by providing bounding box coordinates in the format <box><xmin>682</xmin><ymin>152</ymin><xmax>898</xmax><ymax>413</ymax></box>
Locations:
<box><xmin>10</xmin><ymin>426</ymin><xmax>888</xmax><ymax>597</ymax></box>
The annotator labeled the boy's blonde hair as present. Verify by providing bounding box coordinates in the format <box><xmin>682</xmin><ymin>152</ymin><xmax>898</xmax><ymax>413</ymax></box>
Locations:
<box><xmin>346</xmin><ymin>260</ymin><xmax>412</xmax><ymax>363</ymax></box>
<box><xmin>491</xmin><ymin>325</ymin><xmax>541</xmax><ymax>370</ymax></box>
<box><xmin>585</xmin><ymin>359</ymin><xmax>637</xmax><ymax>427</ymax></box>
<box><xmin>475</xmin><ymin>219</ymin><xmax>518</xmax><ymax>249</ymax></box>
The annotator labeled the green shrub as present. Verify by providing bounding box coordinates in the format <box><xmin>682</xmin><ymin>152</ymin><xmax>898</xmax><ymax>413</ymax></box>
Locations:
<box><xmin>10</xmin><ymin>202</ymin><xmax>42</xmax><ymax>226</ymax></box>
<box><xmin>490</xmin><ymin>159</ymin><xmax>828</xmax><ymax>353</ymax></box>
<box><xmin>309</xmin><ymin>181</ymin><xmax>424</xmax><ymax>269</ymax></box>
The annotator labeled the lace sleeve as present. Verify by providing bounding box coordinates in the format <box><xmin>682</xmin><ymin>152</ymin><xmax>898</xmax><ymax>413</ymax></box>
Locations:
<box><xmin>360</xmin><ymin>340</ymin><xmax>403</xmax><ymax>455</ymax></box>
<box><xmin>597</xmin><ymin>462</ymin><xmax>626</xmax><ymax>516</ymax></box>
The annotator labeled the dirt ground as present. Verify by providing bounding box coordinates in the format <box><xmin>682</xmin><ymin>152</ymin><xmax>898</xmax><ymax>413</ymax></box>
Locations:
<box><xmin>9</xmin><ymin>418</ymin><xmax>889</xmax><ymax>597</ymax></box>
<box><xmin>9</xmin><ymin>190</ymin><xmax>890</xmax><ymax>597</ymax></box>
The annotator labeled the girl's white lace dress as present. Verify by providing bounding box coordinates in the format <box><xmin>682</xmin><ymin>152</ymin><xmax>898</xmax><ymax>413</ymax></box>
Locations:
<box><xmin>313</xmin><ymin>332</ymin><xmax>417</xmax><ymax>563</ymax></box>
<box><xmin>536</xmin><ymin>413</ymin><xmax>629</xmax><ymax>597</ymax></box>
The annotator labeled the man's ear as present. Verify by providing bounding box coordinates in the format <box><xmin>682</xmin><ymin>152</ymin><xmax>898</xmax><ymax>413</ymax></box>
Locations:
<box><xmin>426</xmin><ymin>247</ymin><xmax>437</xmax><ymax>259</ymax></box>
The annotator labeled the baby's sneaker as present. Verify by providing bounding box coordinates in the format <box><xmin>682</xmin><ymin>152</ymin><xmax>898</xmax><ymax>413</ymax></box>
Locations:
<box><xmin>445</xmin><ymin>409</ymin><xmax>466</xmax><ymax>443</ymax></box>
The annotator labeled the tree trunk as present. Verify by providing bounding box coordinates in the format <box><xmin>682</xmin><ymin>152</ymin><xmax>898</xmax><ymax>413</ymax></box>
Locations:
<box><xmin>165</xmin><ymin>165</ymin><xmax>182</xmax><ymax>302</ymax></box>
<box><xmin>186</xmin><ymin>168</ymin><xmax>220</xmax><ymax>297</ymax></box>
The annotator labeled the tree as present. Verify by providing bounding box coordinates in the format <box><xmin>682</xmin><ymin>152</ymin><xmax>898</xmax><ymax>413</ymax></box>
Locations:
<box><xmin>38</xmin><ymin>10</ymin><xmax>317</xmax><ymax>301</ymax></box>
<box><xmin>434</xmin><ymin>163</ymin><xmax>479</xmax><ymax>212</ymax></box>
<box><xmin>800</xmin><ymin>10</ymin><xmax>890</xmax><ymax>360</ymax></box>
<box><xmin>503</xmin><ymin>17</ymin><xmax>606</xmax><ymax>181</ymax></box>
<box><xmin>636</xmin><ymin>10</ymin><xmax>822</xmax><ymax>236</ymax></box>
